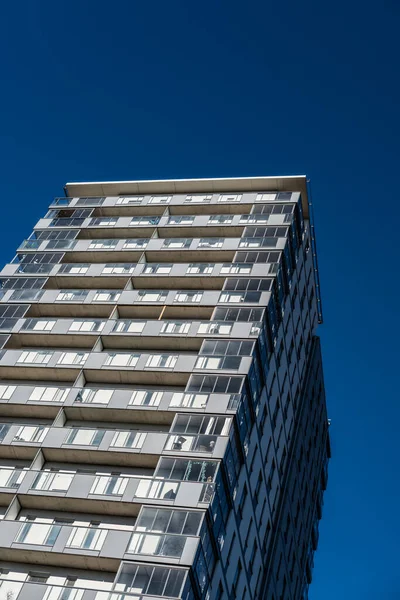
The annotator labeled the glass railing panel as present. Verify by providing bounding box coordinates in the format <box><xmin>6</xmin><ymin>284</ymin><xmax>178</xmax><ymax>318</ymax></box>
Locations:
<box><xmin>17</xmin><ymin>263</ymin><xmax>54</xmax><ymax>274</ymax></box>
<box><xmin>134</xmin><ymin>479</ymin><xmax>179</xmax><ymax>501</ymax></box>
<box><xmin>10</xmin><ymin>289</ymin><xmax>44</xmax><ymax>301</ymax></box>
<box><xmin>127</xmin><ymin>532</ymin><xmax>186</xmax><ymax>558</ymax></box>
<box><xmin>31</xmin><ymin>471</ymin><xmax>74</xmax><ymax>492</ymax></box>
<box><xmin>0</xmin><ymin>317</ymin><xmax>18</xmax><ymax>330</ymax></box>
<box><xmin>169</xmin><ymin>393</ymin><xmax>209</xmax><ymax>409</ymax></box>
<box><xmin>165</xmin><ymin>435</ymin><xmax>218</xmax><ymax>453</ymax></box>
<box><xmin>15</xmin><ymin>522</ymin><xmax>61</xmax><ymax>546</ymax></box>
<box><xmin>0</xmin><ymin>468</ymin><xmax>26</xmax><ymax>489</ymax></box>
<box><xmin>66</xmin><ymin>526</ymin><xmax>107</xmax><ymax>551</ymax></box>
<box><xmin>43</xmin><ymin>586</ymin><xmax>84</xmax><ymax>600</ymax></box>
<box><xmin>90</xmin><ymin>475</ymin><xmax>129</xmax><ymax>496</ymax></box>
<box><xmin>0</xmin><ymin>580</ymin><xmax>24</xmax><ymax>600</ymax></box>
<box><xmin>19</xmin><ymin>239</ymin><xmax>41</xmax><ymax>250</ymax></box>
<box><xmin>110</xmin><ymin>432</ymin><xmax>146</xmax><ymax>450</ymax></box>
<box><xmin>46</xmin><ymin>240</ymin><xmax>77</xmax><ymax>250</ymax></box>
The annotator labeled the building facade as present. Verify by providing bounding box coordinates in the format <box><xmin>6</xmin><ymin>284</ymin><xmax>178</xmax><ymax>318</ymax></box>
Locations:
<box><xmin>0</xmin><ymin>176</ymin><xmax>330</xmax><ymax>600</ymax></box>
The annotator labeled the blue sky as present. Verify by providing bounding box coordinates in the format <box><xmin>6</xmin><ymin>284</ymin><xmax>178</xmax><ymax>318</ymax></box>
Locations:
<box><xmin>1</xmin><ymin>1</ymin><xmax>399</xmax><ymax>597</ymax></box>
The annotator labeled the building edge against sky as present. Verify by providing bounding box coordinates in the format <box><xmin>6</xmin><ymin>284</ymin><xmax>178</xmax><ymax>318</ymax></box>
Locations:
<box><xmin>0</xmin><ymin>175</ymin><xmax>330</xmax><ymax>600</ymax></box>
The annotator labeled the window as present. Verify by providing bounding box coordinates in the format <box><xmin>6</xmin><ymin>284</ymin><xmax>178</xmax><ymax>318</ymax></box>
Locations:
<box><xmin>146</xmin><ymin>355</ymin><xmax>178</xmax><ymax>369</ymax></box>
<box><xmin>232</xmin><ymin>560</ymin><xmax>242</xmax><ymax>596</ymax></box>
<box><xmin>29</xmin><ymin>386</ymin><xmax>69</xmax><ymax>403</ymax></box>
<box><xmin>129</xmin><ymin>390</ymin><xmax>162</xmax><ymax>407</ymax></box>
<box><xmin>161</xmin><ymin>322</ymin><xmax>190</xmax><ymax>334</ymax></box>
<box><xmin>187</xmin><ymin>374</ymin><xmax>243</xmax><ymax>394</ymax></box>
<box><xmin>0</xmin><ymin>385</ymin><xmax>16</xmax><ymax>400</ymax></box>
<box><xmin>65</xmin><ymin>429</ymin><xmax>105</xmax><ymax>446</ymax></box>
<box><xmin>238</xmin><ymin>485</ymin><xmax>248</xmax><ymax>519</ymax></box>
<box><xmin>69</xmin><ymin>320</ymin><xmax>105</xmax><ymax>332</ymax></box>
<box><xmin>249</xmin><ymin>540</ymin><xmax>258</xmax><ymax>575</ymax></box>
<box><xmin>226</xmin><ymin>532</ymin><xmax>236</xmax><ymax>565</ymax></box>
<box><xmin>254</xmin><ymin>471</ymin><xmax>263</xmax><ymax>505</ymax></box>
<box><xmin>58</xmin><ymin>352</ymin><xmax>88</xmax><ymax>366</ymax></box>
<box><xmin>174</xmin><ymin>291</ymin><xmax>203</xmax><ymax>303</ymax></box>
<box><xmin>218</xmin><ymin>194</ymin><xmax>241</xmax><ymax>203</ymax></box>
<box><xmin>111</xmin><ymin>431</ymin><xmax>146</xmax><ymax>449</ymax></box>
<box><xmin>149</xmin><ymin>195</ymin><xmax>171</xmax><ymax>204</ymax></box>
<box><xmin>105</xmin><ymin>353</ymin><xmax>139</xmax><ymax>367</ymax></box>
<box><xmin>17</xmin><ymin>351</ymin><xmax>52</xmax><ymax>364</ymax></box>
<box><xmin>75</xmin><ymin>388</ymin><xmax>113</xmax><ymax>405</ymax></box>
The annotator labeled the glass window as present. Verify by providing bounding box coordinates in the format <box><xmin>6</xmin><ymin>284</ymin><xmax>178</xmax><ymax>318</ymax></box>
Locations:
<box><xmin>197</xmin><ymin>323</ymin><xmax>232</xmax><ymax>335</ymax></box>
<box><xmin>56</xmin><ymin>290</ymin><xmax>88</xmax><ymax>302</ymax></box>
<box><xmin>16</xmin><ymin>522</ymin><xmax>61</xmax><ymax>546</ymax></box>
<box><xmin>89</xmin><ymin>217</ymin><xmax>117</xmax><ymax>226</ymax></box>
<box><xmin>130</xmin><ymin>216</ymin><xmax>160</xmax><ymax>226</ymax></box>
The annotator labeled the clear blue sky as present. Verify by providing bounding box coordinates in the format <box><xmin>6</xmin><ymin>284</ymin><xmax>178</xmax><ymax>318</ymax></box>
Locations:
<box><xmin>1</xmin><ymin>1</ymin><xmax>399</xmax><ymax>597</ymax></box>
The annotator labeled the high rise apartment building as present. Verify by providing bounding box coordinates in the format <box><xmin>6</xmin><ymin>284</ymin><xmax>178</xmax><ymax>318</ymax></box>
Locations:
<box><xmin>0</xmin><ymin>176</ymin><xmax>330</xmax><ymax>600</ymax></box>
